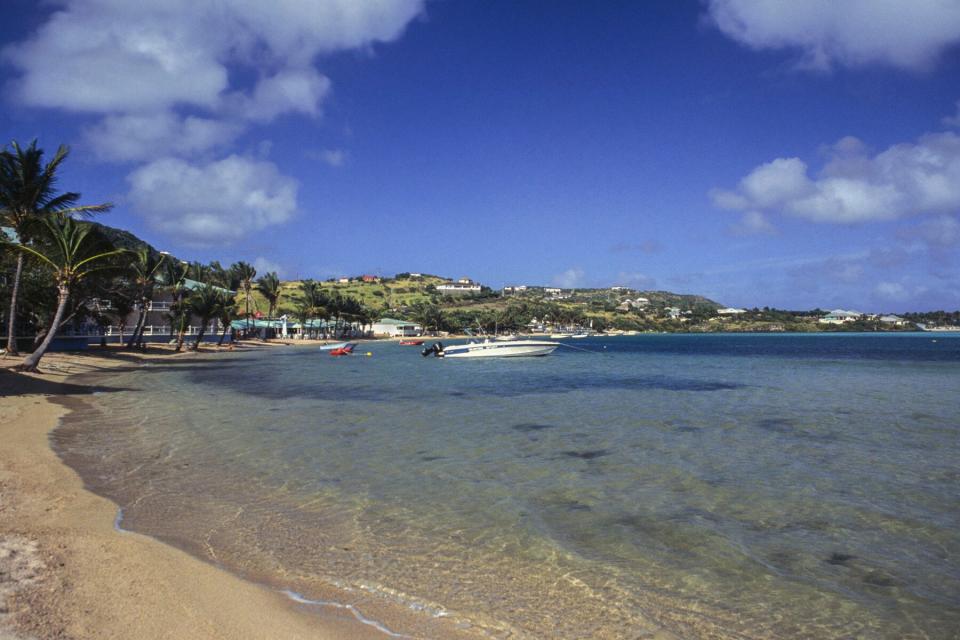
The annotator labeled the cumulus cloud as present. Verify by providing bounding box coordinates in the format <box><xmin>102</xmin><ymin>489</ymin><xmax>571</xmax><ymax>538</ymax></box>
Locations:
<box><xmin>128</xmin><ymin>155</ymin><xmax>298</xmax><ymax>245</ymax></box>
<box><xmin>705</xmin><ymin>0</ymin><xmax>960</xmax><ymax>71</ymax></box>
<box><xmin>84</xmin><ymin>113</ymin><xmax>242</xmax><ymax>162</ymax></box>
<box><xmin>711</xmin><ymin>132</ymin><xmax>960</xmax><ymax>229</ymax></box>
<box><xmin>553</xmin><ymin>268</ymin><xmax>585</xmax><ymax>289</ymax></box>
<box><xmin>2</xmin><ymin>0</ymin><xmax>424</xmax><ymax>243</ymax></box>
<box><xmin>227</xmin><ymin>68</ymin><xmax>333</xmax><ymax>123</ymax></box>
<box><xmin>3</xmin><ymin>0</ymin><xmax>424</xmax><ymax>115</ymax></box>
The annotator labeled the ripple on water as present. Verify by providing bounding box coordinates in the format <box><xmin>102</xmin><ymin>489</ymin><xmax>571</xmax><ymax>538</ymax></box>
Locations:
<box><xmin>53</xmin><ymin>337</ymin><xmax>960</xmax><ymax>639</ymax></box>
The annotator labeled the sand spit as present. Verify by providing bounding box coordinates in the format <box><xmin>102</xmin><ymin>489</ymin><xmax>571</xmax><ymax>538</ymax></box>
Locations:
<box><xmin>0</xmin><ymin>349</ymin><xmax>394</xmax><ymax>640</ymax></box>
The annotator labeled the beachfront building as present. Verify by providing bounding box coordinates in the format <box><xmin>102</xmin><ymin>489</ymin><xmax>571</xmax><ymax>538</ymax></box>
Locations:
<box><xmin>93</xmin><ymin>278</ymin><xmax>235</xmax><ymax>345</ymax></box>
<box><xmin>819</xmin><ymin>309</ymin><xmax>862</xmax><ymax>324</ymax></box>
<box><xmin>372</xmin><ymin>318</ymin><xmax>422</xmax><ymax>337</ymax></box>
<box><xmin>437</xmin><ymin>280</ymin><xmax>482</xmax><ymax>296</ymax></box>
<box><xmin>879</xmin><ymin>314</ymin><xmax>907</xmax><ymax>326</ymax></box>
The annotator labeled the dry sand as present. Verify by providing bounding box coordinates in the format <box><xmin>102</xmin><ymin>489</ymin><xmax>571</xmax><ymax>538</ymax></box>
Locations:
<box><xmin>0</xmin><ymin>349</ymin><xmax>393</xmax><ymax>640</ymax></box>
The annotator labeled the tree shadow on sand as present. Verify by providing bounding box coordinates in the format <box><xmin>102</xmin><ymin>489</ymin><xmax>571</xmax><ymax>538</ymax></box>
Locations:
<box><xmin>0</xmin><ymin>369</ymin><xmax>132</xmax><ymax>398</ymax></box>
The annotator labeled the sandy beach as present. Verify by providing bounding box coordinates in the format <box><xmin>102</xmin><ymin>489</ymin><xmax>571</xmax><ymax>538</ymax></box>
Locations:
<box><xmin>0</xmin><ymin>348</ymin><xmax>396</xmax><ymax>640</ymax></box>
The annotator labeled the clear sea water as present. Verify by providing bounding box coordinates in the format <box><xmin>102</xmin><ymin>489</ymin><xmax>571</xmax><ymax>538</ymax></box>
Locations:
<box><xmin>55</xmin><ymin>334</ymin><xmax>960</xmax><ymax>639</ymax></box>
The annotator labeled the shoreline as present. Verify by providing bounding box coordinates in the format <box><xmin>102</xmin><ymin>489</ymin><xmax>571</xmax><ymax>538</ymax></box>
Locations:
<box><xmin>0</xmin><ymin>349</ymin><xmax>414</xmax><ymax>640</ymax></box>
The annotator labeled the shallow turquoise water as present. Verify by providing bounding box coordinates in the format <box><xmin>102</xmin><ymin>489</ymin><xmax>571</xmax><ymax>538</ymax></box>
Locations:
<box><xmin>56</xmin><ymin>334</ymin><xmax>960</xmax><ymax>638</ymax></box>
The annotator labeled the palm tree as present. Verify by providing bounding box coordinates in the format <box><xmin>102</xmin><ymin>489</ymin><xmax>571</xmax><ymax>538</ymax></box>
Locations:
<box><xmin>231</xmin><ymin>261</ymin><xmax>256</xmax><ymax>336</ymax></box>
<box><xmin>256</xmin><ymin>272</ymin><xmax>281</xmax><ymax>338</ymax></box>
<box><xmin>298</xmin><ymin>280</ymin><xmax>328</xmax><ymax>338</ymax></box>
<box><xmin>412</xmin><ymin>303</ymin><xmax>445</xmax><ymax>335</ymax></box>
<box><xmin>216</xmin><ymin>290</ymin><xmax>238</xmax><ymax>346</ymax></box>
<box><xmin>8</xmin><ymin>215</ymin><xmax>125</xmax><ymax>371</ymax></box>
<box><xmin>109</xmin><ymin>293</ymin><xmax>136</xmax><ymax>346</ymax></box>
<box><xmin>0</xmin><ymin>140</ymin><xmax>111</xmax><ymax>355</ymax></box>
<box><xmin>125</xmin><ymin>247</ymin><xmax>167</xmax><ymax>349</ymax></box>
<box><xmin>160</xmin><ymin>259</ymin><xmax>190</xmax><ymax>351</ymax></box>
<box><xmin>188</xmin><ymin>284</ymin><xmax>221</xmax><ymax>350</ymax></box>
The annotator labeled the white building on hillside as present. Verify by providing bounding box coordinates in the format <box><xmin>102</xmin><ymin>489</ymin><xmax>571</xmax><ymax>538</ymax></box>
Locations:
<box><xmin>437</xmin><ymin>281</ymin><xmax>482</xmax><ymax>295</ymax></box>
<box><xmin>819</xmin><ymin>309</ymin><xmax>862</xmax><ymax>324</ymax></box>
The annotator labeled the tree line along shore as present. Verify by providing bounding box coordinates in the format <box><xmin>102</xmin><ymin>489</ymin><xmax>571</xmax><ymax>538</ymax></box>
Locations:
<box><xmin>3</xmin><ymin>140</ymin><xmax>958</xmax><ymax>373</ymax></box>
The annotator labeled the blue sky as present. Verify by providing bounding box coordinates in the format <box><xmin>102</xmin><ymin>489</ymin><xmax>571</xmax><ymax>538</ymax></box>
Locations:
<box><xmin>2</xmin><ymin>1</ymin><xmax>960</xmax><ymax>311</ymax></box>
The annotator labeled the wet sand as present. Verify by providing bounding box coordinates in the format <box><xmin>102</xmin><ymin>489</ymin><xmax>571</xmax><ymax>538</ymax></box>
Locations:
<box><xmin>0</xmin><ymin>349</ymin><xmax>397</xmax><ymax>640</ymax></box>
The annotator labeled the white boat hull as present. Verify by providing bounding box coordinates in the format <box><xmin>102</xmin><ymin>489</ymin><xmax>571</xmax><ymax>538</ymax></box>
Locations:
<box><xmin>442</xmin><ymin>340</ymin><xmax>559</xmax><ymax>358</ymax></box>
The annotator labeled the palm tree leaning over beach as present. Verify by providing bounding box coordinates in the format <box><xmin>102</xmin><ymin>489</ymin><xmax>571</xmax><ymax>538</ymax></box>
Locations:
<box><xmin>0</xmin><ymin>140</ymin><xmax>111</xmax><ymax>355</ymax></box>
<box><xmin>9</xmin><ymin>215</ymin><xmax>126</xmax><ymax>371</ymax></box>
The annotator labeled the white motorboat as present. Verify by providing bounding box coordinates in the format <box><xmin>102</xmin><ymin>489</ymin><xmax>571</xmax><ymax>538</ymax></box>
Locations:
<box><xmin>319</xmin><ymin>341</ymin><xmax>353</xmax><ymax>351</ymax></box>
<box><xmin>424</xmin><ymin>339</ymin><xmax>559</xmax><ymax>358</ymax></box>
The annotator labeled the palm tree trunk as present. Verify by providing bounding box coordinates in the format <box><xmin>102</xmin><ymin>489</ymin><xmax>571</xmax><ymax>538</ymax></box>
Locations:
<box><xmin>218</xmin><ymin>321</ymin><xmax>230</xmax><ymax>346</ymax></box>
<box><xmin>5</xmin><ymin>253</ymin><xmax>24</xmax><ymax>355</ymax></box>
<box><xmin>19</xmin><ymin>284</ymin><xmax>69</xmax><ymax>371</ymax></box>
<box><xmin>127</xmin><ymin>307</ymin><xmax>146</xmax><ymax>349</ymax></box>
<box><xmin>192</xmin><ymin>318</ymin><xmax>208</xmax><ymax>350</ymax></box>
<box><xmin>175</xmin><ymin>319</ymin><xmax>188</xmax><ymax>352</ymax></box>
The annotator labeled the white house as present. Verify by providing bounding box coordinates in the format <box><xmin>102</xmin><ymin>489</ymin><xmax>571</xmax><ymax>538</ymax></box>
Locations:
<box><xmin>371</xmin><ymin>318</ymin><xmax>422</xmax><ymax>337</ymax></box>
<box><xmin>503</xmin><ymin>285</ymin><xmax>528</xmax><ymax>294</ymax></box>
<box><xmin>879</xmin><ymin>314</ymin><xmax>906</xmax><ymax>326</ymax></box>
<box><xmin>437</xmin><ymin>281</ymin><xmax>482</xmax><ymax>295</ymax></box>
<box><xmin>819</xmin><ymin>309</ymin><xmax>862</xmax><ymax>324</ymax></box>
<box><xmin>717</xmin><ymin>307</ymin><xmax>747</xmax><ymax>315</ymax></box>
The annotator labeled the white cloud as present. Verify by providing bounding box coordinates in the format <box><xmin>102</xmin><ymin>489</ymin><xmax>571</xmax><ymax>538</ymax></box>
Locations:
<box><xmin>127</xmin><ymin>155</ymin><xmax>298</xmax><ymax>245</ymax></box>
<box><xmin>84</xmin><ymin>112</ymin><xmax>242</xmax><ymax>162</ymax></box>
<box><xmin>705</xmin><ymin>0</ymin><xmax>960</xmax><ymax>71</ymax></box>
<box><xmin>712</xmin><ymin>132</ymin><xmax>960</xmax><ymax>226</ymax></box>
<box><xmin>253</xmin><ymin>256</ymin><xmax>284</xmax><ymax>278</ymax></box>
<box><xmin>553</xmin><ymin>268</ymin><xmax>585</xmax><ymax>289</ymax></box>
<box><xmin>3</xmin><ymin>0</ymin><xmax>424</xmax><ymax>242</ymax></box>
<box><xmin>874</xmin><ymin>281</ymin><xmax>909</xmax><ymax>301</ymax></box>
<box><xmin>318</xmin><ymin>149</ymin><xmax>347</xmax><ymax>167</ymax></box>
<box><xmin>3</xmin><ymin>0</ymin><xmax>424</xmax><ymax>115</ymax></box>
<box><xmin>229</xmin><ymin>68</ymin><xmax>332</xmax><ymax>123</ymax></box>
<box><xmin>731</xmin><ymin>210</ymin><xmax>777</xmax><ymax>235</ymax></box>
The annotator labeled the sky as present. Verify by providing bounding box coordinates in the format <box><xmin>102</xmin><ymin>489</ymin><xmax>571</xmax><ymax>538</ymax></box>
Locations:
<box><xmin>2</xmin><ymin>0</ymin><xmax>960</xmax><ymax>312</ymax></box>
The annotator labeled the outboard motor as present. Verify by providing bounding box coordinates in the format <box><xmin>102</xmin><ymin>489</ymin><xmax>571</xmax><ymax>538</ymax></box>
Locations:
<box><xmin>421</xmin><ymin>342</ymin><xmax>444</xmax><ymax>358</ymax></box>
